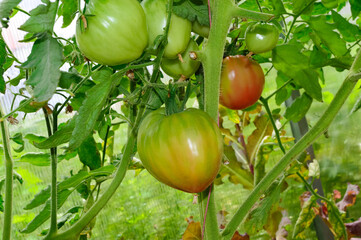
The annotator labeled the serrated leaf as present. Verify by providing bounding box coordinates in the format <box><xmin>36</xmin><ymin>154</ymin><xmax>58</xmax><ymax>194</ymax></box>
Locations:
<box><xmin>271</xmin><ymin>0</ymin><xmax>287</xmax><ymax>15</ymax></box>
<box><xmin>35</xmin><ymin>117</ymin><xmax>76</xmax><ymax>149</ymax></box>
<box><xmin>19</xmin><ymin>0</ymin><xmax>57</xmax><ymax>34</ymax></box>
<box><xmin>69</xmin><ymin>69</ymin><xmax>117</xmax><ymax>150</ymax></box>
<box><xmin>78</xmin><ymin>135</ymin><xmax>101</xmax><ymax>170</ymax></box>
<box><xmin>22</xmin><ymin>34</ymin><xmax>63</xmax><ymax>102</ymax></box>
<box><xmin>284</xmin><ymin>93</ymin><xmax>312</xmax><ymax>122</ymax></box>
<box><xmin>246</xmin><ymin>114</ymin><xmax>273</xmax><ymax>163</ymax></box>
<box><xmin>293</xmin><ymin>193</ymin><xmax>318</xmax><ymax>239</ymax></box>
<box><xmin>0</xmin><ymin>0</ymin><xmax>22</xmax><ymax>28</ymax></box>
<box><xmin>173</xmin><ymin>0</ymin><xmax>209</xmax><ymax>26</ymax></box>
<box><xmin>58</xmin><ymin>0</ymin><xmax>77</xmax><ymax>28</ymax></box>
<box><xmin>244</xmin><ymin>180</ymin><xmax>283</xmax><ymax>235</ymax></box>
<box><xmin>24</xmin><ymin>165</ymin><xmax>115</xmax><ymax>210</ymax></box>
<box><xmin>308</xmin><ymin>16</ymin><xmax>348</xmax><ymax>57</ymax></box>
<box><xmin>332</xmin><ymin>11</ymin><xmax>361</xmax><ymax>42</ymax></box>
<box><xmin>21</xmin><ymin>189</ymin><xmax>72</xmax><ymax>233</ymax></box>
<box><xmin>18</xmin><ymin>153</ymin><xmax>51</xmax><ymax>166</ymax></box>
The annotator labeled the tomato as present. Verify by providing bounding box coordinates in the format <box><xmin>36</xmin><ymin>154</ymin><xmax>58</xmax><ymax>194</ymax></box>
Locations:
<box><xmin>75</xmin><ymin>0</ymin><xmax>148</xmax><ymax>66</ymax></box>
<box><xmin>245</xmin><ymin>22</ymin><xmax>279</xmax><ymax>54</ymax></box>
<box><xmin>161</xmin><ymin>38</ymin><xmax>201</xmax><ymax>79</ymax></box>
<box><xmin>220</xmin><ymin>55</ymin><xmax>265</xmax><ymax>110</ymax></box>
<box><xmin>192</xmin><ymin>20</ymin><xmax>210</xmax><ymax>38</ymax></box>
<box><xmin>141</xmin><ymin>0</ymin><xmax>192</xmax><ymax>59</ymax></box>
<box><xmin>137</xmin><ymin>108</ymin><xmax>223</xmax><ymax>193</ymax></box>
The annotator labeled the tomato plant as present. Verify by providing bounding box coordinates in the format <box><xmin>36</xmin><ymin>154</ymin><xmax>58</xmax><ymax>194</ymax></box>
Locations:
<box><xmin>161</xmin><ymin>38</ymin><xmax>201</xmax><ymax>79</ymax></box>
<box><xmin>244</xmin><ymin>22</ymin><xmax>279</xmax><ymax>54</ymax></box>
<box><xmin>75</xmin><ymin>0</ymin><xmax>148</xmax><ymax>66</ymax></box>
<box><xmin>192</xmin><ymin>20</ymin><xmax>210</xmax><ymax>38</ymax></box>
<box><xmin>141</xmin><ymin>0</ymin><xmax>192</xmax><ymax>59</ymax></box>
<box><xmin>220</xmin><ymin>55</ymin><xmax>265</xmax><ymax>110</ymax></box>
<box><xmin>137</xmin><ymin>108</ymin><xmax>223</xmax><ymax>193</ymax></box>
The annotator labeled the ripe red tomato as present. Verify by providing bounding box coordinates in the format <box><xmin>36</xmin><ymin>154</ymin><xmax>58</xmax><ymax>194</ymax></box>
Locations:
<box><xmin>245</xmin><ymin>22</ymin><xmax>279</xmax><ymax>54</ymax></box>
<box><xmin>75</xmin><ymin>0</ymin><xmax>148</xmax><ymax>66</ymax></box>
<box><xmin>220</xmin><ymin>55</ymin><xmax>265</xmax><ymax>110</ymax></box>
<box><xmin>137</xmin><ymin>108</ymin><xmax>223</xmax><ymax>193</ymax></box>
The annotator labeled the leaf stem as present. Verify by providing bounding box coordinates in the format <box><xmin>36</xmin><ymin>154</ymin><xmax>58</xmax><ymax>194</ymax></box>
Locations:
<box><xmin>1</xmin><ymin>106</ymin><xmax>14</xmax><ymax>240</ymax></box>
<box><xmin>221</xmin><ymin>47</ymin><xmax>361</xmax><ymax>240</ymax></box>
<box><xmin>264</xmin><ymin>78</ymin><xmax>293</xmax><ymax>101</ymax></box>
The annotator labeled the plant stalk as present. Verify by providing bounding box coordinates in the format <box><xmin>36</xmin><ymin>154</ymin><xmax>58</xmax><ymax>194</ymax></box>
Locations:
<box><xmin>221</xmin><ymin>48</ymin><xmax>361</xmax><ymax>239</ymax></box>
<box><xmin>1</xmin><ymin>106</ymin><xmax>13</xmax><ymax>240</ymax></box>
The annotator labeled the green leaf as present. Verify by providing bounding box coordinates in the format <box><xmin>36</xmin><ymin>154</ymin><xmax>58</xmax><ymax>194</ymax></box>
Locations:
<box><xmin>10</xmin><ymin>132</ymin><xmax>25</xmax><ymax>153</ymax></box>
<box><xmin>19</xmin><ymin>0</ymin><xmax>57</xmax><ymax>34</ymax></box>
<box><xmin>331</xmin><ymin>10</ymin><xmax>361</xmax><ymax>42</ymax></box>
<box><xmin>18</xmin><ymin>153</ymin><xmax>51</xmax><ymax>166</ymax></box>
<box><xmin>322</xmin><ymin>0</ymin><xmax>338</xmax><ymax>9</ymax></box>
<box><xmin>308</xmin><ymin>16</ymin><xmax>348</xmax><ymax>57</ymax></box>
<box><xmin>293</xmin><ymin>0</ymin><xmax>314</xmax><ymax>15</ymax></box>
<box><xmin>350</xmin><ymin>0</ymin><xmax>361</xmax><ymax>19</ymax></box>
<box><xmin>0</xmin><ymin>0</ymin><xmax>22</xmax><ymax>28</ymax></box>
<box><xmin>275</xmin><ymin>72</ymin><xmax>293</xmax><ymax>106</ymax></box>
<box><xmin>58</xmin><ymin>0</ymin><xmax>78</xmax><ymax>28</ymax></box>
<box><xmin>293</xmin><ymin>70</ymin><xmax>322</xmax><ymax>102</ymax></box>
<box><xmin>69</xmin><ymin>69</ymin><xmax>117</xmax><ymax>150</ymax></box>
<box><xmin>350</xmin><ymin>92</ymin><xmax>361</xmax><ymax>114</ymax></box>
<box><xmin>0</xmin><ymin>38</ymin><xmax>6</xmax><ymax>93</ymax></box>
<box><xmin>0</xmin><ymin>194</ymin><xmax>3</xmax><ymax>212</ymax></box>
<box><xmin>78</xmin><ymin>136</ymin><xmax>101</xmax><ymax>170</ymax></box>
<box><xmin>293</xmin><ymin>193</ymin><xmax>318</xmax><ymax>239</ymax></box>
<box><xmin>24</xmin><ymin>165</ymin><xmax>115</xmax><ymax>210</ymax></box>
<box><xmin>272</xmin><ymin>44</ymin><xmax>309</xmax><ymax>75</ymax></box>
<box><xmin>22</xmin><ymin>34</ymin><xmax>63</xmax><ymax>102</ymax></box>
<box><xmin>284</xmin><ymin>93</ymin><xmax>313</xmax><ymax>122</ymax></box>
<box><xmin>59</xmin><ymin>71</ymin><xmax>82</xmax><ymax>89</ymax></box>
<box><xmin>34</xmin><ymin>117</ymin><xmax>76</xmax><ymax>149</ymax></box>
<box><xmin>24</xmin><ymin>133</ymin><xmax>47</xmax><ymax>144</ymax></box>
<box><xmin>173</xmin><ymin>0</ymin><xmax>209</xmax><ymax>26</ymax></box>
<box><xmin>271</xmin><ymin>0</ymin><xmax>287</xmax><ymax>15</ymax></box>
<box><xmin>244</xmin><ymin>180</ymin><xmax>283</xmax><ymax>235</ymax></box>
<box><xmin>21</xmin><ymin>189</ymin><xmax>73</xmax><ymax>233</ymax></box>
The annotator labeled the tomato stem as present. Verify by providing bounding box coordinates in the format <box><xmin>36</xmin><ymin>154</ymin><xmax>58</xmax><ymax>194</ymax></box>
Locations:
<box><xmin>1</xmin><ymin>106</ymin><xmax>14</xmax><ymax>240</ymax></box>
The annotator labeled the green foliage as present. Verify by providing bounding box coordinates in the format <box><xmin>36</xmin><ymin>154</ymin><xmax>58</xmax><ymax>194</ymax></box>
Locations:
<box><xmin>21</xmin><ymin>34</ymin><xmax>63</xmax><ymax>102</ymax></box>
<box><xmin>284</xmin><ymin>93</ymin><xmax>312</xmax><ymax>122</ymax></box>
<box><xmin>0</xmin><ymin>0</ymin><xmax>22</xmax><ymax>27</ymax></box>
<box><xmin>173</xmin><ymin>0</ymin><xmax>209</xmax><ymax>26</ymax></box>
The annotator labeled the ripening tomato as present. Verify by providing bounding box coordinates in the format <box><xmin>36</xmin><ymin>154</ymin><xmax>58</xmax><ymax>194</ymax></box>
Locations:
<box><xmin>75</xmin><ymin>0</ymin><xmax>148</xmax><ymax>66</ymax></box>
<box><xmin>137</xmin><ymin>108</ymin><xmax>223</xmax><ymax>193</ymax></box>
<box><xmin>220</xmin><ymin>55</ymin><xmax>265</xmax><ymax>110</ymax></box>
<box><xmin>161</xmin><ymin>38</ymin><xmax>201</xmax><ymax>79</ymax></box>
<box><xmin>141</xmin><ymin>0</ymin><xmax>192</xmax><ymax>59</ymax></box>
<box><xmin>245</xmin><ymin>22</ymin><xmax>279</xmax><ymax>54</ymax></box>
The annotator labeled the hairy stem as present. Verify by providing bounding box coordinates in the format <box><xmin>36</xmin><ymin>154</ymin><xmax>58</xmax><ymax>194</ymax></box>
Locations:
<box><xmin>221</xmin><ymin>48</ymin><xmax>361</xmax><ymax>239</ymax></box>
<box><xmin>1</xmin><ymin>106</ymin><xmax>13</xmax><ymax>240</ymax></box>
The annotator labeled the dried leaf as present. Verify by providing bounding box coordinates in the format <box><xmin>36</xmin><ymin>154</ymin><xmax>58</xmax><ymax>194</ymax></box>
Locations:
<box><xmin>217</xmin><ymin>210</ymin><xmax>228</xmax><ymax>230</ymax></box>
<box><xmin>336</xmin><ymin>183</ymin><xmax>360</xmax><ymax>212</ymax></box>
<box><xmin>231</xmin><ymin>231</ymin><xmax>250</xmax><ymax>240</ymax></box>
<box><xmin>182</xmin><ymin>217</ymin><xmax>201</xmax><ymax>240</ymax></box>
<box><xmin>346</xmin><ymin>218</ymin><xmax>361</xmax><ymax>238</ymax></box>
<box><xmin>293</xmin><ymin>193</ymin><xmax>318</xmax><ymax>239</ymax></box>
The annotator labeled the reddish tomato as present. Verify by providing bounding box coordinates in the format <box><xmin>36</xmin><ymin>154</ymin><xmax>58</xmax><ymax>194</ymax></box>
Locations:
<box><xmin>220</xmin><ymin>55</ymin><xmax>265</xmax><ymax>110</ymax></box>
<box><xmin>137</xmin><ymin>108</ymin><xmax>223</xmax><ymax>193</ymax></box>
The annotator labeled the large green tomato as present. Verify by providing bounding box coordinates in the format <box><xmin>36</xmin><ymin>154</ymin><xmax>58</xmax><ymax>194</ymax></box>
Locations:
<box><xmin>161</xmin><ymin>38</ymin><xmax>201</xmax><ymax>79</ymax></box>
<box><xmin>137</xmin><ymin>108</ymin><xmax>223</xmax><ymax>193</ymax></box>
<box><xmin>141</xmin><ymin>0</ymin><xmax>192</xmax><ymax>59</ymax></box>
<box><xmin>220</xmin><ymin>55</ymin><xmax>265</xmax><ymax>110</ymax></box>
<box><xmin>245</xmin><ymin>22</ymin><xmax>279</xmax><ymax>54</ymax></box>
<box><xmin>75</xmin><ymin>0</ymin><xmax>148</xmax><ymax>66</ymax></box>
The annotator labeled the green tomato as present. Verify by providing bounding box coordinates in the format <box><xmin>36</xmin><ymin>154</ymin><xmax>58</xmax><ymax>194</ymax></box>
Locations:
<box><xmin>141</xmin><ymin>0</ymin><xmax>192</xmax><ymax>59</ymax></box>
<box><xmin>137</xmin><ymin>108</ymin><xmax>223</xmax><ymax>193</ymax></box>
<box><xmin>245</xmin><ymin>22</ymin><xmax>279</xmax><ymax>54</ymax></box>
<box><xmin>192</xmin><ymin>20</ymin><xmax>210</xmax><ymax>38</ymax></box>
<box><xmin>75</xmin><ymin>0</ymin><xmax>148</xmax><ymax>66</ymax></box>
<box><xmin>161</xmin><ymin>38</ymin><xmax>201</xmax><ymax>79</ymax></box>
